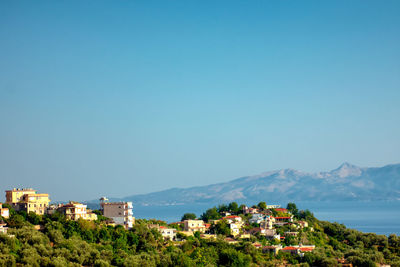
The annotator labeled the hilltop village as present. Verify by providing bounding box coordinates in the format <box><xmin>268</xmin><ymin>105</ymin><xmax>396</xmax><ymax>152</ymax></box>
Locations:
<box><xmin>1</xmin><ymin>188</ymin><xmax>399</xmax><ymax>266</ymax></box>
<box><xmin>0</xmin><ymin>188</ymin><xmax>313</xmax><ymax>255</ymax></box>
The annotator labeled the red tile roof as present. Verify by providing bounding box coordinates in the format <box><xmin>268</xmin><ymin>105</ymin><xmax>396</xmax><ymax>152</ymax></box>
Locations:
<box><xmin>282</xmin><ymin>246</ymin><xmax>297</xmax><ymax>251</ymax></box>
<box><xmin>275</xmin><ymin>208</ymin><xmax>288</xmax><ymax>212</ymax></box>
<box><xmin>299</xmin><ymin>247</ymin><xmax>314</xmax><ymax>252</ymax></box>
<box><xmin>223</xmin><ymin>215</ymin><xmax>240</xmax><ymax>219</ymax></box>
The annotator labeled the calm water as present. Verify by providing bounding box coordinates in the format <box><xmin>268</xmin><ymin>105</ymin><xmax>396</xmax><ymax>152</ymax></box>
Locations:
<box><xmin>133</xmin><ymin>201</ymin><xmax>400</xmax><ymax>236</ymax></box>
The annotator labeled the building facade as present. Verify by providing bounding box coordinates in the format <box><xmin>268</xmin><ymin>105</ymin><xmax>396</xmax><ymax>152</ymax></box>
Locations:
<box><xmin>5</xmin><ymin>188</ymin><xmax>50</xmax><ymax>215</ymax></box>
<box><xmin>57</xmin><ymin>201</ymin><xmax>97</xmax><ymax>221</ymax></box>
<box><xmin>0</xmin><ymin>203</ymin><xmax>9</xmax><ymax>219</ymax></box>
<box><xmin>159</xmin><ymin>226</ymin><xmax>177</xmax><ymax>240</ymax></box>
<box><xmin>100</xmin><ymin>198</ymin><xmax>134</xmax><ymax>229</ymax></box>
<box><xmin>183</xmin><ymin>219</ymin><xmax>206</xmax><ymax>232</ymax></box>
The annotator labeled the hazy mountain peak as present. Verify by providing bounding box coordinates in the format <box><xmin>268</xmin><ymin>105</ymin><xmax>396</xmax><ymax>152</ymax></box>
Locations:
<box><xmin>331</xmin><ymin>162</ymin><xmax>362</xmax><ymax>178</ymax></box>
<box><xmin>278</xmin><ymin>168</ymin><xmax>306</xmax><ymax>177</ymax></box>
<box><xmin>118</xmin><ymin>163</ymin><xmax>400</xmax><ymax>206</ymax></box>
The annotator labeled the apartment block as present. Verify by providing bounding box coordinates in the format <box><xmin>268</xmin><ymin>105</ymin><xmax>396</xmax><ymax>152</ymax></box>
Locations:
<box><xmin>5</xmin><ymin>188</ymin><xmax>50</xmax><ymax>215</ymax></box>
<box><xmin>100</xmin><ymin>198</ymin><xmax>134</xmax><ymax>229</ymax></box>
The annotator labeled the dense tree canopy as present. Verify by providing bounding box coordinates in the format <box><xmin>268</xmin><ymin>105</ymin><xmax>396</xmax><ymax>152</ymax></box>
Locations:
<box><xmin>0</xmin><ymin>203</ymin><xmax>399</xmax><ymax>267</ymax></box>
<box><xmin>180</xmin><ymin>213</ymin><xmax>196</xmax><ymax>221</ymax></box>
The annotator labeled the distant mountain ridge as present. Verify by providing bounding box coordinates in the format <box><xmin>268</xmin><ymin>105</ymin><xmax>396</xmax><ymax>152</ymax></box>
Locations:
<box><xmin>116</xmin><ymin>163</ymin><xmax>400</xmax><ymax>206</ymax></box>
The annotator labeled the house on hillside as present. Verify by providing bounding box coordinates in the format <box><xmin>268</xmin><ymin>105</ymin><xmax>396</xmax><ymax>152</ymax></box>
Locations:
<box><xmin>184</xmin><ymin>220</ymin><xmax>206</xmax><ymax>233</ymax></box>
<box><xmin>221</xmin><ymin>215</ymin><xmax>244</xmax><ymax>236</ymax></box>
<box><xmin>273</xmin><ymin>216</ymin><xmax>293</xmax><ymax>226</ymax></box>
<box><xmin>148</xmin><ymin>224</ymin><xmax>177</xmax><ymax>240</ymax></box>
<box><xmin>57</xmin><ymin>201</ymin><xmax>98</xmax><ymax>221</ymax></box>
<box><xmin>249</xmin><ymin>227</ymin><xmax>277</xmax><ymax>238</ymax></box>
<box><xmin>260</xmin><ymin>217</ymin><xmax>274</xmax><ymax>229</ymax></box>
<box><xmin>159</xmin><ymin>226</ymin><xmax>177</xmax><ymax>240</ymax></box>
<box><xmin>242</xmin><ymin>206</ymin><xmax>259</xmax><ymax>214</ymax></box>
<box><xmin>5</xmin><ymin>188</ymin><xmax>50</xmax><ymax>215</ymax></box>
<box><xmin>266</xmin><ymin>205</ymin><xmax>281</xmax><ymax>209</ymax></box>
<box><xmin>100</xmin><ymin>198</ymin><xmax>135</xmax><ymax>229</ymax></box>
<box><xmin>0</xmin><ymin>203</ymin><xmax>9</xmax><ymax>219</ymax></box>
<box><xmin>281</xmin><ymin>245</ymin><xmax>315</xmax><ymax>257</ymax></box>
<box><xmin>249</xmin><ymin>214</ymin><xmax>264</xmax><ymax>224</ymax></box>
<box><xmin>223</xmin><ymin>215</ymin><xmax>243</xmax><ymax>224</ymax></box>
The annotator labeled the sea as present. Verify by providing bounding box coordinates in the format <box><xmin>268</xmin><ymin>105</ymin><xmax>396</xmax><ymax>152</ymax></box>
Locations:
<box><xmin>133</xmin><ymin>201</ymin><xmax>400</xmax><ymax>236</ymax></box>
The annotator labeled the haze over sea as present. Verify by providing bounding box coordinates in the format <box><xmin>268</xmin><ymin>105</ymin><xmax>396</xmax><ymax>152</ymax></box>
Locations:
<box><xmin>133</xmin><ymin>201</ymin><xmax>400</xmax><ymax>236</ymax></box>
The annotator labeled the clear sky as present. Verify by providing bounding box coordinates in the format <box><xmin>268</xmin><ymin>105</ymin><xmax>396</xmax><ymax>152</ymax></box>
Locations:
<box><xmin>0</xmin><ymin>0</ymin><xmax>399</xmax><ymax>201</ymax></box>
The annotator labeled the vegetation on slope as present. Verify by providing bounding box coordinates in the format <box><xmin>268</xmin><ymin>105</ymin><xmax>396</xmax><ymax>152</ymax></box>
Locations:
<box><xmin>0</xmin><ymin>202</ymin><xmax>399</xmax><ymax>267</ymax></box>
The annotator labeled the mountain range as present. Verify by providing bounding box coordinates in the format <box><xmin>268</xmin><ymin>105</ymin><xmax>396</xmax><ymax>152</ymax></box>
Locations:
<box><xmin>110</xmin><ymin>163</ymin><xmax>400</xmax><ymax>206</ymax></box>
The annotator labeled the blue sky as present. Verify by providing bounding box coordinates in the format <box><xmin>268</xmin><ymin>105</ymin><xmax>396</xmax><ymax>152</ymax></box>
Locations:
<box><xmin>0</xmin><ymin>0</ymin><xmax>399</xmax><ymax>201</ymax></box>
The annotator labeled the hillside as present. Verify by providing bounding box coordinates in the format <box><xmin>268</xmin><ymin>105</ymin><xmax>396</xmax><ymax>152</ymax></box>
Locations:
<box><xmin>120</xmin><ymin>163</ymin><xmax>400</xmax><ymax>206</ymax></box>
<box><xmin>2</xmin><ymin>201</ymin><xmax>400</xmax><ymax>266</ymax></box>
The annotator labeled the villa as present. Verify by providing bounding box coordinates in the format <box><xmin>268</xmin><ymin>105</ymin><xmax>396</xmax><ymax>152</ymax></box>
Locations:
<box><xmin>5</xmin><ymin>188</ymin><xmax>50</xmax><ymax>215</ymax></box>
<box><xmin>183</xmin><ymin>219</ymin><xmax>206</xmax><ymax>233</ymax></box>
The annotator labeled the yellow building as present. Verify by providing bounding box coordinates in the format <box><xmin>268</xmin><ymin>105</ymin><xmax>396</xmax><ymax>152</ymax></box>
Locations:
<box><xmin>5</xmin><ymin>188</ymin><xmax>50</xmax><ymax>215</ymax></box>
<box><xmin>57</xmin><ymin>201</ymin><xmax>97</xmax><ymax>221</ymax></box>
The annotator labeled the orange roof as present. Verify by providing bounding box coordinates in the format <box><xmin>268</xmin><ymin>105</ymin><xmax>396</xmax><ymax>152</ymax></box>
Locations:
<box><xmin>299</xmin><ymin>247</ymin><xmax>314</xmax><ymax>252</ymax></box>
<box><xmin>223</xmin><ymin>215</ymin><xmax>240</xmax><ymax>219</ymax></box>
<box><xmin>274</xmin><ymin>216</ymin><xmax>291</xmax><ymax>219</ymax></box>
<box><xmin>275</xmin><ymin>208</ymin><xmax>288</xmax><ymax>212</ymax></box>
<box><xmin>282</xmin><ymin>246</ymin><xmax>297</xmax><ymax>251</ymax></box>
<box><xmin>159</xmin><ymin>226</ymin><xmax>167</xmax><ymax>229</ymax></box>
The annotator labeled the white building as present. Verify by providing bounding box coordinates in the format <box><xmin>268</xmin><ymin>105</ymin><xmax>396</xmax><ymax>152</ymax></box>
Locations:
<box><xmin>0</xmin><ymin>203</ymin><xmax>9</xmax><ymax>219</ymax></box>
<box><xmin>159</xmin><ymin>226</ymin><xmax>177</xmax><ymax>240</ymax></box>
<box><xmin>249</xmin><ymin>214</ymin><xmax>265</xmax><ymax>224</ymax></box>
<box><xmin>223</xmin><ymin>215</ymin><xmax>243</xmax><ymax>224</ymax></box>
